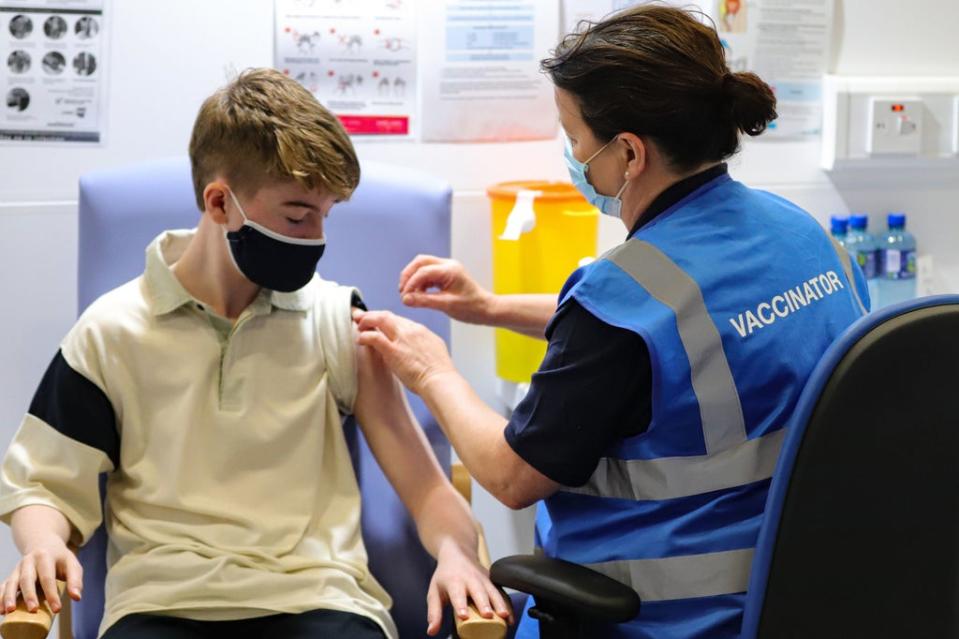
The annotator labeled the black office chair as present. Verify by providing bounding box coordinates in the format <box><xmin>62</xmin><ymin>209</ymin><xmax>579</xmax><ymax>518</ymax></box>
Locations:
<box><xmin>492</xmin><ymin>555</ymin><xmax>640</xmax><ymax>639</ymax></box>
<box><xmin>741</xmin><ymin>295</ymin><xmax>959</xmax><ymax>638</ymax></box>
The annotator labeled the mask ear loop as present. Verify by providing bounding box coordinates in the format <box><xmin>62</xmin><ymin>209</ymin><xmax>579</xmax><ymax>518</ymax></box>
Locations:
<box><xmin>582</xmin><ymin>136</ymin><xmax>619</xmax><ymax>174</ymax></box>
<box><xmin>226</xmin><ymin>188</ymin><xmax>251</xmax><ymax>224</ymax></box>
<box><xmin>615</xmin><ymin>171</ymin><xmax>630</xmax><ymax>199</ymax></box>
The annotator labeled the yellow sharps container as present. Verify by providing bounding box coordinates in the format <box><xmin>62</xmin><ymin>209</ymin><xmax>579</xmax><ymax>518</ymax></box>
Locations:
<box><xmin>487</xmin><ymin>181</ymin><xmax>599</xmax><ymax>383</ymax></box>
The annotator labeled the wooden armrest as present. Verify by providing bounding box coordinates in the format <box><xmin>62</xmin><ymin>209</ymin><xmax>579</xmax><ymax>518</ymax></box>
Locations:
<box><xmin>452</xmin><ymin>462</ymin><xmax>509</xmax><ymax>639</ymax></box>
<box><xmin>452</xmin><ymin>462</ymin><xmax>472</xmax><ymax>504</ymax></box>
<box><xmin>0</xmin><ymin>581</ymin><xmax>64</xmax><ymax>639</ymax></box>
<box><xmin>456</xmin><ymin>609</ymin><xmax>508</xmax><ymax>639</ymax></box>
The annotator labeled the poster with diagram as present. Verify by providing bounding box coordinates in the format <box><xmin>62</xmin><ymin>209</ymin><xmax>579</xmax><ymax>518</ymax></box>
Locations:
<box><xmin>0</xmin><ymin>0</ymin><xmax>106</xmax><ymax>143</ymax></box>
<box><xmin>274</xmin><ymin>0</ymin><xmax>416</xmax><ymax>137</ymax></box>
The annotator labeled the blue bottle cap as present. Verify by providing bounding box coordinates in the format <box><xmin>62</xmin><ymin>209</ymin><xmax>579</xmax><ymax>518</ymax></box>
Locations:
<box><xmin>849</xmin><ymin>214</ymin><xmax>868</xmax><ymax>230</ymax></box>
<box><xmin>830</xmin><ymin>215</ymin><xmax>849</xmax><ymax>234</ymax></box>
<box><xmin>888</xmin><ymin>213</ymin><xmax>906</xmax><ymax>229</ymax></box>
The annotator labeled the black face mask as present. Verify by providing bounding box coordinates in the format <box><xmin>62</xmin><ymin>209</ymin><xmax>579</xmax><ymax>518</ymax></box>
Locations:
<box><xmin>225</xmin><ymin>189</ymin><xmax>326</xmax><ymax>293</ymax></box>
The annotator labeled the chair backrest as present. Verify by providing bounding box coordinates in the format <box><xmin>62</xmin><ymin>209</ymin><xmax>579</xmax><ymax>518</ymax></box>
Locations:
<box><xmin>741</xmin><ymin>296</ymin><xmax>959</xmax><ymax>639</ymax></box>
<box><xmin>75</xmin><ymin>157</ymin><xmax>453</xmax><ymax>638</ymax></box>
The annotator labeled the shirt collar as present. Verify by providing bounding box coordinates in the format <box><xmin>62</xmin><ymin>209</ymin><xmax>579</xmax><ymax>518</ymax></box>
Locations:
<box><xmin>143</xmin><ymin>229</ymin><xmax>315</xmax><ymax>317</ymax></box>
<box><xmin>627</xmin><ymin>163</ymin><xmax>729</xmax><ymax>240</ymax></box>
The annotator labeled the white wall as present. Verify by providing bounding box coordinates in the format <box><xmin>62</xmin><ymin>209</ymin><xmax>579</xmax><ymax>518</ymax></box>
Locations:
<box><xmin>832</xmin><ymin>0</ymin><xmax>959</xmax><ymax>77</ymax></box>
<box><xmin>1</xmin><ymin>0</ymin><xmax>959</xmax><ymax>589</ymax></box>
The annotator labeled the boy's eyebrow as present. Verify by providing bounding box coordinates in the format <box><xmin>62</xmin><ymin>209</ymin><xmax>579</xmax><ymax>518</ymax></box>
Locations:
<box><xmin>283</xmin><ymin>200</ymin><xmax>319</xmax><ymax>209</ymax></box>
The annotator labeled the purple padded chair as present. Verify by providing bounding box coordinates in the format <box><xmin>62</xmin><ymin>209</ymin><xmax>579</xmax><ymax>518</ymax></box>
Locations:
<box><xmin>75</xmin><ymin>157</ymin><xmax>453</xmax><ymax>638</ymax></box>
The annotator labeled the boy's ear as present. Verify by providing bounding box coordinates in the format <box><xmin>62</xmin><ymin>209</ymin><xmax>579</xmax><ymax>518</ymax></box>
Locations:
<box><xmin>203</xmin><ymin>182</ymin><xmax>229</xmax><ymax>224</ymax></box>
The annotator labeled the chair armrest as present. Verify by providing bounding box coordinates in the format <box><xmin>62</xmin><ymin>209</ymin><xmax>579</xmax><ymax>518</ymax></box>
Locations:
<box><xmin>490</xmin><ymin>555</ymin><xmax>640</xmax><ymax>624</ymax></box>
<box><xmin>451</xmin><ymin>463</ymin><xmax>508</xmax><ymax>639</ymax></box>
<box><xmin>0</xmin><ymin>581</ymin><xmax>63</xmax><ymax>639</ymax></box>
<box><xmin>451</xmin><ymin>462</ymin><xmax>472</xmax><ymax>504</ymax></box>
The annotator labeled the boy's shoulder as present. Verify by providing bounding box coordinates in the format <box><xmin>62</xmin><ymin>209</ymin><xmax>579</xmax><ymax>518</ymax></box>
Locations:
<box><xmin>310</xmin><ymin>276</ymin><xmax>363</xmax><ymax>309</ymax></box>
<box><xmin>79</xmin><ymin>275</ymin><xmax>150</xmax><ymax>323</ymax></box>
<box><xmin>56</xmin><ymin>276</ymin><xmax>150</xmax><ymax>389</ymax></box>
<box><xmin>66</xmin><ymin>276</ymin><xmax>152</xmax><ymax>354</ymax></box>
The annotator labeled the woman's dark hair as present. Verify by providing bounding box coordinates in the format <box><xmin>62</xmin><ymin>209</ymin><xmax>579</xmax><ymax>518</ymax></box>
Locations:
<box><xmin>542</xmin><ymin>4</ymin><xmax>777</xmax><ymax>172</ymax></box>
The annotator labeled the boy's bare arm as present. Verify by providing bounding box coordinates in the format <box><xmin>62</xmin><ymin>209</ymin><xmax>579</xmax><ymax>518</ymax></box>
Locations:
<box><xmin>352</xmin><ymin>342</ymin><xmax>511</xmax><ymax>635</ymax></box>
<box><xmin>3</xmin><ymin>505</ymin><xmax>83</xmax><ymax>615</ymax></box>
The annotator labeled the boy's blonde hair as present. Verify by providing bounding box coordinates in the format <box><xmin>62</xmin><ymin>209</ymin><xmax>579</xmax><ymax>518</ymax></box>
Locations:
<box><xmin>188</xmin><ymin>68</ymin><xmax>359</xmax><ymax>210</ymax></box>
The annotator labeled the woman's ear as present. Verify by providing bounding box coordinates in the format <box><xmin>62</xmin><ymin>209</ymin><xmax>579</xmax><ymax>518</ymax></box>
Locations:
<box><xmin>618</xmin><ymin>133</ymin><xmax>647</xmax><ymax>183</ymax></box>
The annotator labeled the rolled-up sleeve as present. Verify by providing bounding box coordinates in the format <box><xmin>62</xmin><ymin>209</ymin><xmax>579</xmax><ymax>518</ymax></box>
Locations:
<box><xmin>315</xmin><ymin>282</ymin><xmax>366</xmax><ymax>416</ymax></box>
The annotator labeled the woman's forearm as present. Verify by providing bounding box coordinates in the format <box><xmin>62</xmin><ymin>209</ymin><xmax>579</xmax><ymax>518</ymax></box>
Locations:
<box><xmin>486</xmin><ymin>294</ymin><xmax>557</xmax><ymax>339</ymax></box>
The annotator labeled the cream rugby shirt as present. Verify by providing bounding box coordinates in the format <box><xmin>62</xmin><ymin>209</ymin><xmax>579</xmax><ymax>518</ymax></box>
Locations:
<box><xmin>0</xmin><ymin>230</ymin><xmax>397</xmax><ymax>638</ymax></box>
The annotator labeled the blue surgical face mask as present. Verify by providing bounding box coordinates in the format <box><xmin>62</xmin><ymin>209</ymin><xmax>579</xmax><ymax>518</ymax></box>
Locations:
<box><xmin>224</xmin><ymin>188</ymin><xmax>326</xmax><ymax>293</ymax></box>
<box><xmin>564</xmin><ymin>136</ymin><xmax>629</xmax><ymax>218</ymax></box>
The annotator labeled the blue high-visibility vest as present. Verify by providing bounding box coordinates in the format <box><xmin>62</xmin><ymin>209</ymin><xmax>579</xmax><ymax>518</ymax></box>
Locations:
<box><xmin>515</xmin><ymin>174</ymin><xmax>868</xmax><ymax>638</ymax></box>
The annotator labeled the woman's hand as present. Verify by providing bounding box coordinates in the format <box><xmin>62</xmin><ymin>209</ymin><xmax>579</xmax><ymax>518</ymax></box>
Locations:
<box><xmin>399</xmin><ymin>255</ymin><xmax>497</xmax><ymax>326</ymax></box>
<box><xmin>354</xmin><ymin>309</ymin><xmax>457</xmax><ymax>396</ymax></box>
<box><xmin>426</xmin><ymin>540</ymin><xmax>513</xmax><ymax>636</ymax></box>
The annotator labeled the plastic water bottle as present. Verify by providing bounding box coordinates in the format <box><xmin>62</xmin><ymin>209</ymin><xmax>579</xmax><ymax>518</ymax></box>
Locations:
<box><xmin>877</xmin><ymin>213</ymin><xmax>917</xmax><ymax>308</ymax></box>
<box><xmin>846</xmin><ymin>214</ymin><xmax>879</xmax><ymax>307</ymax></box>
<box><xmin>830</xmin><ymin>215</ymin><xmax>849</xmax><ymax>247</ymax></box>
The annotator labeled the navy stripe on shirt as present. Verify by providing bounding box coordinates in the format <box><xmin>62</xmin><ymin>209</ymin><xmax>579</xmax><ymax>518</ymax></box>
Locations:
<box><xmin>29</xmin><ymin>350</ymin><xmax>120</xmax><ymax>468</ymax></box>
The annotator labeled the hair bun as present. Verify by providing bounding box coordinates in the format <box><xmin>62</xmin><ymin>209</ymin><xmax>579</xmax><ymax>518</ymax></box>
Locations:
<box><xmin>723</xmin><ymin>71</ymin><xmax>778</xmax><ymax>136</ymax></box>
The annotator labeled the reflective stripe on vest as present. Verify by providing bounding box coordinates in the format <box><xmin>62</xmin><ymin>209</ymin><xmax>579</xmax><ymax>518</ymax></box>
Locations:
<box><xmin>564</xmin><ymin>428</ymin><xmax>785</xmax><ymax>501</ymax></box>
<box><xmin>608</xmin><ymin>239</ymin><xmax>746</xmax><ymax>454</ymax></box>
<box><xmin>585</xmin><ymin>548</ymin><xmax>754</xmax><ymax>602</ymax></box>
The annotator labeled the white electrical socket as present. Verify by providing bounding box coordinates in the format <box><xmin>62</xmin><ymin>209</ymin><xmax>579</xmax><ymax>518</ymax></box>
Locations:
<box><xmin>867</xmin><ymin>97</ymin><xmax>924</xmax><ymax>156</ymax></box>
